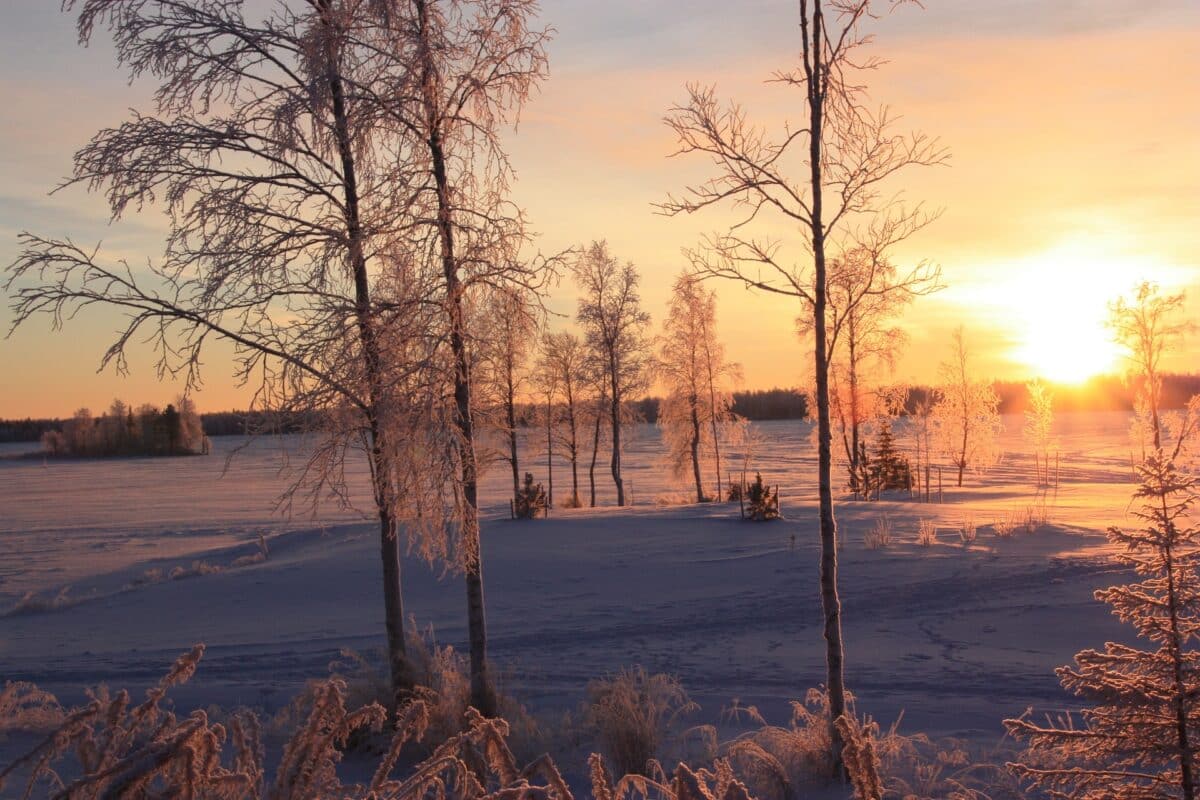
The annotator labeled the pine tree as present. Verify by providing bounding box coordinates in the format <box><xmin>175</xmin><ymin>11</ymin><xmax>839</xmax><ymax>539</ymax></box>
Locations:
<box><xmin>1006</xmin><ymin>454</ymin><xmax>1200</xmax><ymax>799</ymax></box>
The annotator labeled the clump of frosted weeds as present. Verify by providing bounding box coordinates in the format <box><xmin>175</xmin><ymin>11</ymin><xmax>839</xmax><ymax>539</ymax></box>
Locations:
<box><xmin>865</xmin><ymin>516</ymin><xmax>893</xmax><ymax>549</ymax></box>
<box><xmin>587</xmin><ymin>666</ymin><xmax>698</xmax><ymax>777</ymax></box>
<box><xmin>0</xmin><ymin>681</ymin><xmax>64</xmax><ymax>735</ymax></box>
<box><xmin>0</xmin><ymin>645</ymin><xmax>575</xmax><ymax>800</ymax></box>
<box><xmin>1021</xmin><ymin>503</ymin><xmax>1048</xmax><ymax>534</ymax></box>
<box><xmin>326</xmin><ymin>621</ymin><xmax>542</xmax><ymax>761</ymax></box>
<box><xmin>958</xmin><ymin>518</ymin><xmax>978</xmax><ymax>545</ymax></box>
<box><xmin>992</xmin><ymin>513</ymin><xmax>1017</xmax><ymax>538</ymax></box>
<box><xmin>169</xmin><ymin>560</ymin><xmax>222</xmax><ymax>580</ymax></box>
<box><xmin>233</xmin><ymin>533</ymin><xmax>271</xmax><ymax>567</ymax></box>
<box><xmin>916</xmin><ymin>519</ymin><xmax>938</xmax><ymax>547</ymax></box>
<box><xmin>4</xmin><ymin>586</ymin><xmax>75</xmax><ymax>616</ymax></box>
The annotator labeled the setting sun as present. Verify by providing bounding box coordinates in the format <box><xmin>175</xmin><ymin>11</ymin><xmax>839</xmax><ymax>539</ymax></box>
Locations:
<box><xmin>961</xmin><ymin>240</ymin><xmax>1187</xmax><ymax>384</ymax></box>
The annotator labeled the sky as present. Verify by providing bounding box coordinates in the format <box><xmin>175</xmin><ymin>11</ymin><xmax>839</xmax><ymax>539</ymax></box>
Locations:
<box><xmin>1</xmin><ymin>0</ymin><xmax>1198</xmax><ymax>418</ymax></box>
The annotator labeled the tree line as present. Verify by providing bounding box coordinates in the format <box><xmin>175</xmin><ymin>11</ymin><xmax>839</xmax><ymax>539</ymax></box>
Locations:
<box><xmin>36</xmin><ymin>398</ymin><xmax>207</xmax><ymax>457</ymax></box>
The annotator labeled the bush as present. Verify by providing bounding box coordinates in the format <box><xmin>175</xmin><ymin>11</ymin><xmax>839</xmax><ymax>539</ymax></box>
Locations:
<box><xmin>513</xmin><ymin>472</ymin><xmax>548</xmax><ymax>519</ymax></box>
<box><xmin>864</xmin><ymin>516</ymin><xmax>893</xmax><ymax>549</ymax></box>
<box><xmin>916</xmin><ymin>519</ymin><xmax>938</xmax><ymax>547</ymax></box>
<box><xmin>958</xmin><ymin>518</ymin><xmax>977</xmax><ymax>545</ymax></box>
<box><xmin>586</xmin><ymin>666</ymin><xmax>697</xmax><ymax>777</ymax></box>
<box><xmin>992</xmin><ymin>513</ymin><xmax>1016</xmax><ymax>538</ymax></box>
<box><xmin>743</xmin><ymin>473</ymin><xmax>780</xmax><ymax>521</ymax></box>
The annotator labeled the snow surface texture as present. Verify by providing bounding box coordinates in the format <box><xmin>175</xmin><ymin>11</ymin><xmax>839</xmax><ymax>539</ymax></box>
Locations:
<box><xmin>0</xmin><ymin>413</ymin><xmax>1142</xmax><ymax>749</ymax></box>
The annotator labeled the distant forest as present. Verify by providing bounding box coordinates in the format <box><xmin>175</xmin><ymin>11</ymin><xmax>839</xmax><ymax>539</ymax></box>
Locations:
<box><xmin>30</xmin><ymin>399</ymin><xmax>208</xmax><ymax>457</ymax></box>
<box><xmin>4</xmin><ymin>374</ymin><xmax>1198</xmax><ymax>444</ymax></box>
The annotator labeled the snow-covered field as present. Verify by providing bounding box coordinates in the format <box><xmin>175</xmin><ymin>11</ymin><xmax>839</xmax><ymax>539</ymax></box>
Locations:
<box><xmin>0</xmin><ymin>413</ymin><xmax>1144</xmax><ymax>755</ymax></box>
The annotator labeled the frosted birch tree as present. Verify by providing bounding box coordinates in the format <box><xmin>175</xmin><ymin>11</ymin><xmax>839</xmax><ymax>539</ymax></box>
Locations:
<box><xmin>932</xmin><ymin>328</ymin><xmax>1002</xmax><ymax>488</ymax></box>
<box><xmin>2</xmin><ymin>0</ymin><xmax>462</xmax><ymax>710</ymax></box>
<box><xmin>476</xmin><ymin>287</ymin><xmax>539</xmax><ymax>507</ymax></box>
<box><xmin>1024</xmin><ymin>379</ymin><xmax>1055</xmax><ymax>486</ymax></box>
<box><xmin>800</xmin><ymin>242</ymin><xmax>939</xmax><ymax>493</ymax></box>
<box><xmin>1110</xmin><ymin>282</ymin><xmax>1192</xmax><ymax>455</ymax></box>
<box><xmin>537</xmin><ymin>330</ymin><xmax>587</xmax><ymax>508</ymax></box>
<box><xmin>573</xmin><ymin>241</ymin><xmax>651</xmax><ymax>507</ymax></box>
<box><xmin>660</xmin><ymin>0</ymin><xmax>946</xmax><ymax>768</ymax></box>
<box><xmin>659</xmin><ymin>273</ymin><xmax>739</xmax><ymax>503</ymax></box>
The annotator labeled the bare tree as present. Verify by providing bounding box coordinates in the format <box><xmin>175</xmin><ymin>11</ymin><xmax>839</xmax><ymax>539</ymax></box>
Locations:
<box><xmin>932</xmin><ymin>327</ymin><xmax>1002</xmax><ymax>488</ymax></box>
<box><xmin>476</xmin><ymin>286</ymin><xmax>539</xmax><ymax>507</ymax></box>
<box><xmin>2</xmin><ymin>0</ymin><xmax>462</xmax><ymax>710</ymax></box>
<box><xmin>537</xmin><ymin>330</ymin><xmax>587</xmax><ymax>508</ymax></box>
<box><xmin>1024</xmin><ymin>379</ymin><xmax>1055</xmax><ymax>487</ymax></box>
<box><xmin>1110</xmin><ymin>282</ymin><xmax>1192</xmax><ymax>454</ymax></box>
<box><xmin>801</xmin><ymin>242</ymin><xmax>939</xmax><ymax>494</ymax></box>
<box><xmin>395</xmin><ymin>0</ymin><xmax>553</xmax><ymax>716</ymax></box>
<box><xmin>573</xmin><ymin>241</ymin><xmax>652</xmax><ymax>507</ymax></box>
<box><xmin>659</xmin><ymin>273</ymin><xmax>739</xmax><ymax>503</ymax></box>
<box><xmin>660</xmin><ymin>0</ymin><xmax>946</xmax><ymax>768</ymax></box>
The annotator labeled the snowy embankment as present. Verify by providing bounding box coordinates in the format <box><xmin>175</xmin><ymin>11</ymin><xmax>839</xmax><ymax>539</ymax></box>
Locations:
<box><xmin>0</xmin><ymin>414</ymin><xmax>1142</xmax><ymax>752</ymax></box>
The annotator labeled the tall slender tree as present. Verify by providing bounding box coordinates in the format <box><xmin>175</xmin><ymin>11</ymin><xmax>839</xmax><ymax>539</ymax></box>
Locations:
<box><xmin>4</xmin><ymin>0</ymin><xmax>456</xmax><ymax>710</ymax></box>
<box><xmin>661</xmin><ymin>0</ymin><xmax>946</xmax><ymax>769</ymax></box>
<box><xmin>933</xmin><ymin>327</ymin><xmax>1002</xmax><ymax>488</ymax></box>
<box><xmin>477</xmin><ymin>287</ymin><xmax>539</xmax><ymax>507</ymax></box>
<box><xmin>396</xmin><ymin>0</ymin><xmax>553</xmax><ymax>715</ymax></box>
<box><xmin>573</xmin><ymin>241</ymin><xmax>651</xmax><ymax>507</ymax></box>
<box><xmin>659</xmin><ymin>273</ymin><xmax>739</xmax><ymax>503</ymax></box>
<box><xmin>537</xmin><ymin>330</ymin><xmax>587</xmax><ymax>508</ymax></box>
<box><xmin>800</xmin><ymin>241</ymin><xmax>939</xmax><ymax>493</ymax></box>
<box><xmin>1110</xmin><ymin>282</ymin><xmax>1192</xmax><ymax>454</ymax></box>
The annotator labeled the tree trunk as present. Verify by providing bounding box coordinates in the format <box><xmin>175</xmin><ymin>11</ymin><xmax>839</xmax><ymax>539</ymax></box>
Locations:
<box><xmin>690</xmin><ymin>393</ymin><xmax>704</xmax><ymax>503</ymax></box>
<box><xmin>589</xmin><ymin>401</ymin><xmax>602</xmax><ymax>507</ymax></box>
<box><xmin>803</xmin><ymin>0</ymin><xmax>847</xmax><ymax>775</ymax></box>
<box><xmin>609</xmin><ymin>356</ymin><xmax>625</xmax><ymax>506</ymax></box>
<box><xmin>415</xmin><ymin>0</ymin><xmax>496</xmax><ymax>717</ymax></box>
<box><xmin>567</xmin><ymin>390</ymin><xmax>580</xmax><ymax>506</ymax></box>
<box><xmin>318</xmin><ymin>0</ymin><xmax>410</xmax><ymax>709</ymax></box>
<box><xmin>1161</xmin><ymin>492</ymin><xmax>1196</xmax><ymax>800</ymax></box>
<box><xmin>546</xmin><ymin>394</ymin><xmax>554</xmax><ymax>508</ymax></box>
<box><xmin>508</xmin><ymin>386</ymin><xmax>520</xmax><ymax>504</ymax></box>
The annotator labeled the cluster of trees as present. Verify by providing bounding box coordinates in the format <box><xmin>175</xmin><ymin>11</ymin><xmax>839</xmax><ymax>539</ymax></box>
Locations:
<box><xmin>483</xmin><ymin>243</ymin><xmax>742</xmax><ymax>511</ymax></box>
<box><xmin>39</xmin><ymin>398</ymin><xmax>206</xmax><ymax>457</ymax></box>
<box><xmin>7</xmin><ymin>0</ymin><xmax>1197</xmax><ymax>791</ymax></box>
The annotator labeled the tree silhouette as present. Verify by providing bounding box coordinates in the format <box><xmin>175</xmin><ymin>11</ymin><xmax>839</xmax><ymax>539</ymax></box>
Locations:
<box><xmin>573</xmin><ymin>241</ymin><xmax>651</xmax><ymax>508</ymax></box>
<box><xmin>661</xmin><ymin>0</ymin><xmax>946</xmax><ymax>769</ymax></box>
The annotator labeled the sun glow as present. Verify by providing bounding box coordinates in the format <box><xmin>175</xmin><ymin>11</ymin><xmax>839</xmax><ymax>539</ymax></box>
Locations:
<box><xmin>967</xmin><ymin>241</ymin><xmax>1183</xmax><ymax>385</ymax></box>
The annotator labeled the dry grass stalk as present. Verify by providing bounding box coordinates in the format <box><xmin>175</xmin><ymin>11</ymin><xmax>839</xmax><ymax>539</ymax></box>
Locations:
<box><xmin>916</xmin><ymin>519</ymin><xmax>938</xmax><ymax>547</ymax></box>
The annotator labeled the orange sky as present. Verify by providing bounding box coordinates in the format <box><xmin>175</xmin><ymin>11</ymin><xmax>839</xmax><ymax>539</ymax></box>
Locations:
<box><xmin>1</xmin><ymin>1</ymin><xmax>1198</xmax><ymax>418</ymax></box>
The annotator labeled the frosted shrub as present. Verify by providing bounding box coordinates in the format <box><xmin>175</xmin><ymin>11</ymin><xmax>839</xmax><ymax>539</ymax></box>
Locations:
<box><xmin>992</xmin><ymin>513</ymin><xmax>1016</xmax><ymax>538</ymax></box>
<box><xmin>722</xmin><ymin>688</ymin><xmax>841</xmax><ymax>792</ymax></box>
<box><xmin>0</xmin><ymin>646</ymin><xmax>574</xmax><ymax>800</ymax></box>
<box><xmin>957</xmin><ymin>518</ymin><xmax>977</xmax><ymax>545</ymax></box>
<box><xmin>587</xmin><ymin>666</ymin><xmax>698</xmax><ymax>777</ymax></box>
<box><xmin>1022</xmin><ymin>504</ymin><xmax>1048</xmax><ymax>534</ymax></box>
<box><xmin>864</xmin><ymin>516</ymin><xmax>893</xmax><ymax>549</ymax></box>
<box><xmin>0</xmin><ymin>681</ymin><xmax>64</xmax><ymax>735</ymax></box>
<box><xmin>916</xmin><ymin>519</ymin><xmax>938</xmax><ymax>547</ymax></box>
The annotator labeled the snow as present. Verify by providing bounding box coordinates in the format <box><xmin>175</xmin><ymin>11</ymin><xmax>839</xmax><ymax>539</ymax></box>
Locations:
<box><xmin>0</xmin><ymin>413</ymin><xmax>1145</xmax><ymax>754</ymax></box>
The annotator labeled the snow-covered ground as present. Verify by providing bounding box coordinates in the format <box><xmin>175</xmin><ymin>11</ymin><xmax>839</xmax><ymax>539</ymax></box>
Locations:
<box><xmin>0</xmin><ymin>413</ymin><xmax>1144</xmax><ymax>754</ymax></box>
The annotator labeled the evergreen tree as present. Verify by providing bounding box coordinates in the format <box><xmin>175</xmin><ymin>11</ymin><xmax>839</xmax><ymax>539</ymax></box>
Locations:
<box><xmin>1006</xmin><ymin>454</ymin><xmax>1200</xmax><ymax>799</ymax></box>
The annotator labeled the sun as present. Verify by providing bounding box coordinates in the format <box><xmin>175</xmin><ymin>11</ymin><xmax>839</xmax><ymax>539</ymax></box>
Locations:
<box><xmin>978</xmin><ymin>241</ymin><xmax>1179</xmax><ymax>385</ymax></box>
